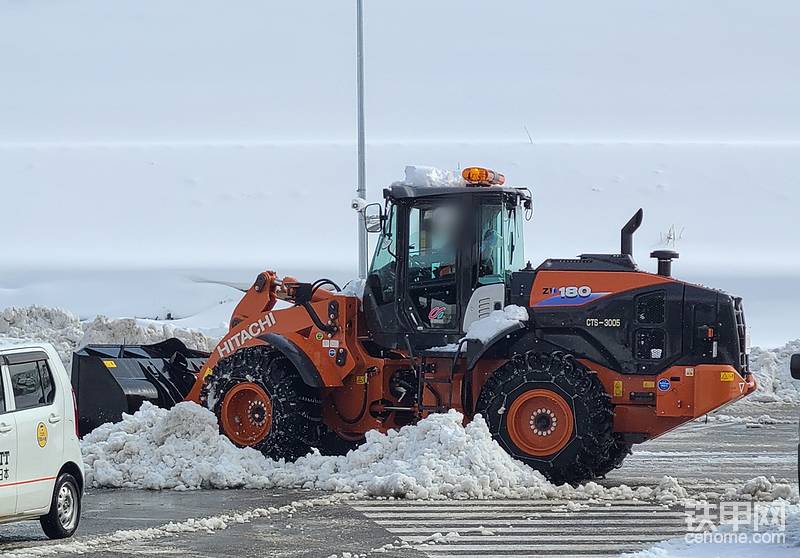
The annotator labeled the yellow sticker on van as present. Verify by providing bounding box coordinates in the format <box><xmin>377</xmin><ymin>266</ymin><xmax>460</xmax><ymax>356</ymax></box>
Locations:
<box><xmin>37</xmin><ymin>422</ymin><xmax>48</xmax><ymax>448</ymax></box>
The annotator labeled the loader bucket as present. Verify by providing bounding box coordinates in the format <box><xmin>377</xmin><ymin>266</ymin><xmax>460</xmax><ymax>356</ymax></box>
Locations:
<box><xmin>71</xmin><ymin>338</ymin><xmax>210</xmax><ymax>437</ymax></box>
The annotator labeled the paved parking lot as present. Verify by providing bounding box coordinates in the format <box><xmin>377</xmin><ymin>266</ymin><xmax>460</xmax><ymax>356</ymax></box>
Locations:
<box><xmin>1</xmin><ymin>401</ymin><xmax>796</xmax><ymax>558</ymax></box>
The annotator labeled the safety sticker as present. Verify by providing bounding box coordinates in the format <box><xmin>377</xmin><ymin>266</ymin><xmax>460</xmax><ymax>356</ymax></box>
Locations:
<box><xmin>203</xmin><ymin>367</ymin><xmax>214</xmax><ymax>379</ymax></box>
<box><xmin>315</xmin><ymin>332</ymin><xmax>324</xmax><ymax>341</ymax></box>
<box><xmin>328</xmin><ymin>348</ymin><xmax>336</xmax><ymax>357</ymax></box>
<box><xmin>720</xmin><ymin>371</ymin><xmax>735</xmax><ymax>382</ymax></box>
<box><xmin>355</xmin><ymin>375</ymin><xmax>367</xmax><ymax>385</ymax></box>
<box><xmin>37</xmin><ymin>422</ymin><xmax>48</xmax><ymax>448</ymax></box>
<box><xmin>613</xmin><ymin>380</ymin><xmax>623</xmax><ymax>398</ymax></box>
<box><xmin>103</xmin><ymin>360</ymin><xmax>117</xmax><ymax>368</ymax></box>
<box><xmin>657</xmin><ymin>378</ymin><xmax>671</xmax><ymax>392</ymax></box>
<box><xmin>323</xmin><ymin>340</ymin><xmax>330</xmax><ymax>347</ymax></box>
<box><xmin>685</xmin><ymin>367</ymin><xmax>695</xmax><ymax>377</ymax></box>
<box><xmin>642</xmin><ymin>380</ymin><xmax>655</xmax><ymax>389</ymax></box>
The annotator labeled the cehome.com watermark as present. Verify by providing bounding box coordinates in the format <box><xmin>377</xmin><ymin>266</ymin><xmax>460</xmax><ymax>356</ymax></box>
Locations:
<box><xmin>684</xmin><ymin>501</ymin><xmax>788</xmax><ymax>545</ymax></box>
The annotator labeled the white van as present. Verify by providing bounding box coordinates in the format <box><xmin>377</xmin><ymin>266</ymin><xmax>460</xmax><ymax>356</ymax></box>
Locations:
<box><xmin>0</xmin><ymin>342</ymin><xmax>84</xmax><ymax>538</ymax></box>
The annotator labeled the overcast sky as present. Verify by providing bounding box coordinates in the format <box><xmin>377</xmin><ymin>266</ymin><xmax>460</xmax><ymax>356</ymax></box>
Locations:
<box><xmin>1</xmin><ymin>1</ymin><xmax>799</xmax><ymax>143</ymax></box>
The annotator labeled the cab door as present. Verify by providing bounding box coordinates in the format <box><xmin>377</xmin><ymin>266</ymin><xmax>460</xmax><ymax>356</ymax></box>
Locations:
<box><xmin>402</xmin><ymin>201</ymin><xmax>462</xmax><ymax>341</ymax></box>
<box><xmin>7</xmin><ymin>352</ymin><xmax>64</xmax><ymax>514</ymax></box>
<box><xmin>0</xmin><ymin>362</ymin><xmax>17</xmax><ymax>516</ymax></box>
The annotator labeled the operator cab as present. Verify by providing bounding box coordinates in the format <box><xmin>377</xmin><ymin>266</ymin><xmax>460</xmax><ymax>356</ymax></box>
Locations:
<box><xmin>363</xmin><ymin>167</ymin><xmax>532</xmax><ymax>350</ymax></box>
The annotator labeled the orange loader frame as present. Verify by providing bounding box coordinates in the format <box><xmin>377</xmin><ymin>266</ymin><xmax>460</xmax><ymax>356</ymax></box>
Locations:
<box><xmin>184</xmin><ymin>269</ymin><xmax>756</xmax><ymax>445</ymax></box>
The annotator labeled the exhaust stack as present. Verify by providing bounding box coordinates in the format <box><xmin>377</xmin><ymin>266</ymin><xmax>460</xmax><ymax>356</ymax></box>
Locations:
<box><xmin>621</xmin><ymin>208</ymin><xmax>644</xmax><ymax>257</ymax></box>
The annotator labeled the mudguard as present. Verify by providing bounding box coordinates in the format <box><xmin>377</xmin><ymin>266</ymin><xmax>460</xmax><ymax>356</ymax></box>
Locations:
<box><xmin>465</xmin><ymin>322</ymin><xmax>526</xmax><ymax>370</ymax></box>
<box><xmin>258</xmin><ymin>332</ymin><xmax>324</xmax><ymax>387</ymax></box>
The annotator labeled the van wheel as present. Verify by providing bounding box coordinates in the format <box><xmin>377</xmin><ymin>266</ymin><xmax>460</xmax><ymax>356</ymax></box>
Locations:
<box><xmin>40</xmin><ymin>473</ymin><xmax>81</xmax><ymax>539</ymax></box>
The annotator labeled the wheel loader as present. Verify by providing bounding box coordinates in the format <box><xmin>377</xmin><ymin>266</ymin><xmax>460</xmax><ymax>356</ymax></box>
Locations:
<box><xmin>72</xmin><ymin>167</ymin><xmax>756</xmax><ymax>484</ymax></box>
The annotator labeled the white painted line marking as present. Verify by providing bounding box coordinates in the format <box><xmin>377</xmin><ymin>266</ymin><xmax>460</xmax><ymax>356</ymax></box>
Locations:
<box><xmin>386</xmin><ymin>526</ymin><xmax>687</xmax><ymax>535</ymax></box>
<box><xmin>373</xmin><ymin>518</ymin><xmax>685</xmax><ymax>526</ymax></box>
<box><xmin>350</xmin><ymin>499</ymin><xmax>657</xmax><ymax>506</ymax></box>
<box><xmin>353</xmin><ymin>505</ymin><xmax>669</xmax><ymax>512</ymax></box>
<box><xmin>416</xmin><ymin>543</ymin><xmax>651</xmax><ymax>552</ymax></box>
<box><xmin>406</xmin><ymin>534</ymin><xmax>684</xmax><ymax>543</ymax></box>
<box><xmin>361</xmin><ymin>511</ymin><xmax>686</xmax><ymax>519</ymax></box>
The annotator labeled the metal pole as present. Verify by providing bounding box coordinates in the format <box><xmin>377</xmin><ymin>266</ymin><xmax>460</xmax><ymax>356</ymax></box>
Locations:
<box><xmin>356</xmin><ymin>0</ymin><xmax>368</xmax><ymax>279</ymax></box>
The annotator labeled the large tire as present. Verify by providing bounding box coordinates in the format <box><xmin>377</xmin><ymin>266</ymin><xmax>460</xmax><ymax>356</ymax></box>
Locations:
<box><xmin>200</xmin><ymin>346</ymin><xmax>321</xmax><ymax>461</ymax></box>
<box><xmin>315</xmin><ymin>428</ymin><xmax>365</xmax><ymax>456</ymax></box>
<box><xmin>476</xmin><ymin>351</ymin><xmax>624</xmax><ymax>485</ymax></box>
<box><xmin>592</xmin><ymin>435</ymin><xmax>633</xmax><ymax>478</ymax></box>
<box><xmin>40</xmin><ymin>473</ymin><xmax>81</xmax><ymax>539</ymax></box>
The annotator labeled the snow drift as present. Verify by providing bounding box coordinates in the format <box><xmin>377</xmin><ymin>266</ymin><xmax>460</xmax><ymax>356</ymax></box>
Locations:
<box><xmin>84</xmin><ymin>401</ymin><xmax>701</xmax><ymax>503</ymax></box>
<box><xmin>0</xmin><ymin>305</ymin><xmax>217</xmax><ymax>366</ymax></box>
<box><xmin>749</xmin><ymin>340</ymin><xmax>800</xmax><ymax>403</ymax></box>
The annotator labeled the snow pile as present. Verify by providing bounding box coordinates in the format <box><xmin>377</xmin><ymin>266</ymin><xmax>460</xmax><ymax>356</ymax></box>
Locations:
<box><xmin>728</xmin><ymin>476</ymin><xmax>799</xmax><ymax>503</ymax></box>
<box><xmin>82</xmin><ymin>402</ymin><xmax>273</xmax><ymax>490</ymax></box>
<box><xmin>397</xmin><ymin>165</ymin><xmax>464</xmax><ymax>188</ymax></box>
<box><xmin>81</xmin><ymin>315</ymin><xmax>216</xmax><ymax>353</ymax></box>
<box><xmin>83</xmin><ymin>401</ymin><xmax>689</xmax><ymax>504</ymax></box>
<box><xmin>749</xmin><ymin>340</ymin><xmax>800</xmax><ymax>403</ymax></box>
<box><xmin>464</xmin><ymin>305</ymin><xmax>528</xmax><ymax>344</ymax></box>
<box><xmin>0</xmin><ymin>305</ymin><xmax>217</xmax><ymax>367</ymax></box>
<box><xmin>0</xmin><ymin>306</ymin><xmax>84</xmax><ymax>364</ymax></box>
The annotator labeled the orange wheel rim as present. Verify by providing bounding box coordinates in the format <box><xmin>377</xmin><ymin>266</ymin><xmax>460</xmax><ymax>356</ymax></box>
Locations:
<box><xmin>506</xmin><ymin>388</ymin><xmax>574</xmax><ymax>457</ymax></box>
<box><xmin>220</xmin><ymin>383</ymin><xmax>272</xmax><ymax>446</ymax></box>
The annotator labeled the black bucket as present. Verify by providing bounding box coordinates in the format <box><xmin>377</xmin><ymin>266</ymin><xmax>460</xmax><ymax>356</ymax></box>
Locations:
<box><xmin>71</xmin><ymin>338</ymin><xmax>210</xmax><ymax>437</ymax></box>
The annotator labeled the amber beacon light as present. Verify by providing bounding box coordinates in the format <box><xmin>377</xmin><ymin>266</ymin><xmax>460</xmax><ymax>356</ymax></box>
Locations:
<box><xmin>462</xmin><ymin>166</ymin><xmax>506</xmax><ymax>186</ymax></box>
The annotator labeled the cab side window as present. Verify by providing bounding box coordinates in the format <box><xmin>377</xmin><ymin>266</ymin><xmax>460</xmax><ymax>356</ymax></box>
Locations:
<box><xmin>8</xmin><ymin>359</ymin><xmax>56</xmax><ymax>411</ymax></box>
<box><xmin>477</xmin><ymin>203</ymin><xmax>505</xmax><ymax>285</ymax></box>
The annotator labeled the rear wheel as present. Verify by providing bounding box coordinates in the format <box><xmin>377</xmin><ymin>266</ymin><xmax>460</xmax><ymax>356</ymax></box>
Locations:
<box><xmin>200</xmin><ymin>346</ymin><xmax>321</xmax><ymax>461</ymax></box>
<box><xmin>476</xmin><ymin>351</ymin><xmax>623</xmax><ymax>485</ymax></box>
<box><xmin>40</xmin><ymin>473</ymin><xmax>81</xmax><ymax>539</ymax></box>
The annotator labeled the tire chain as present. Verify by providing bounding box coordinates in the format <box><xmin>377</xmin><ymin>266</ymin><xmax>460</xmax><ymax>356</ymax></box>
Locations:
<box><xmin>477</xmin><ymin>350</ymin><xmax>630</xmax><ymax>485</ymax></box>
<box><xmin>200</xmin><ymin>345</ymin><xmax>322</xmax><ymax>461</ymax></box>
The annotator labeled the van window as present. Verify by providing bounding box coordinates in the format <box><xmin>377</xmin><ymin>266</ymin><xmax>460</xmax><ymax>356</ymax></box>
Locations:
<box><xmin>8</xmin><ymin>359</ymin><xmax>56</xmax><ymax>411</ymax></box>
<box><xmin>0</xmin><ymin>370</ymin><xmax>5</xmax><ymax>414</ymax></box>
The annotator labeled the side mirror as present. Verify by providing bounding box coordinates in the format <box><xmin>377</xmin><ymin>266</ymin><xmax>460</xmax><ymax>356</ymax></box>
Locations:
<box><xmin>363</xmin><ymin>203</ymin><xmax>383</xmax><ymax>233</ymax></box>
<box><xmin>791</xmin><ymin>354</ymin><xmax>800</xmax><ymax>380</ymax></box>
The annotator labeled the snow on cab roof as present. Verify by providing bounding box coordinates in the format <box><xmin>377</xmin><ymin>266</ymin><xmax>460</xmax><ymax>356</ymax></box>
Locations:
<box><xmin>386</xmin><ymin>165</ymin><xmax>532</xmax><ymax>201</ymax></box>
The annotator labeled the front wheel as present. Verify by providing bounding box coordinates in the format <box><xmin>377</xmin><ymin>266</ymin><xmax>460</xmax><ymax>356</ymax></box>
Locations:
<box><xmin>200</xmin><ymin>346</ymin><xmax>321</xmax><ymax>461</ymax></box>
<box><xmin>40</xmin><ymin>473</ymin><xmax>81</xmax><ymax>539</ymax></box>
<box><xmin>477</xmin><ymin>351</ymin><xmax>625</xmax><ymax>485</ymax></box>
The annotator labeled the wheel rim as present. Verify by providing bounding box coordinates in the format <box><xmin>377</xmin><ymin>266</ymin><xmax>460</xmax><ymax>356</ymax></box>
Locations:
<box><xmin>220</xmin><ymin>382</ymin><xmax>273</xmax><ymax>446</ymax></box>
<box><xmin>57</xmin><ymin>481</ymin><xmax>78</xmax><ymax>531</ymax></box>
<box><xmin>506</xmin><ymin>388</ymin><xmax>575</xmax><ymax>457</ymax></box>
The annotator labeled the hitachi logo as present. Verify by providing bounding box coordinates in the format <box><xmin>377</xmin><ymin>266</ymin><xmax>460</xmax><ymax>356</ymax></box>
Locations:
<box><xmin>216</xmin><ymin>313</ymin><xmax>276</xmax><ymax>358</ymax></box>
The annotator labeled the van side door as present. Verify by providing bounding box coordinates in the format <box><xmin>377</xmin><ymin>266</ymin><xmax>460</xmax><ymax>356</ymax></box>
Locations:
<box><xmin>7</xmin><ymin>352</ymin><xmax>64</xmax><ymax>514</ymax></box>
<box><xmin>0</xmin><ymin>361</ymin><xmax>17</xmax><ymax>516</ymax></box>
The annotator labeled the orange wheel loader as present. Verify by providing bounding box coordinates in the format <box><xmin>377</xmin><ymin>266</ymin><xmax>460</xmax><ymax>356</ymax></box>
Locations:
<box><xmin>72</xmin><ymin>167</ymin><xmax>756</xmax><ymax>484</ymax></box>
